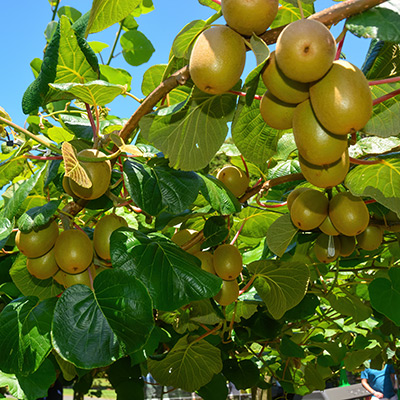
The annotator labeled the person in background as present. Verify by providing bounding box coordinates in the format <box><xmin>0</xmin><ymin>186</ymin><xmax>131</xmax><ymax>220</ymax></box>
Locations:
<box><xmin>361</xmin><ymin>362</ymin><xmax>397</xmax><ymax>400</ymax></box>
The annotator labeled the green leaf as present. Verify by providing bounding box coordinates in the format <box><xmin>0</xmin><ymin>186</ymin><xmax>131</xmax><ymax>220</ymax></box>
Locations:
<box><xmin>362</xmin><ymin>83</ymin><xmax>400</xmax><ymax>138</ymax></box>
<box><xmin>198</xmin><ymin>173</ymin><xmax>241</xmax><ymax>215</ymax></box>
<box><xmin>110</xmin><ymin>229</ymin><xmax>222</xmax><ymax>310</ymax></box>
<box><xmin>172</xmin><ymin>20</ymin><xmax>206</xmax><ymax>59</ymax></box>
<box><xmin>148</xmin><ymin>335</ymin><xmax>222</xmax><ymax>392</ymax></box>
<box><xmin>0</xmin><ymin>217</ymin><xmax>13</xmax><ymax>243</ymax></box>
<box><xmin>284</xmin><ymin>293</ymin><xmax>320</xmax><ymax>321</ymax></box>
<box><xmin>266</xmin><ymin>213</ymin><xmax>299</xmax><ymax>257</ymax></box>
<box><xmin>9</xmin><ymin>255</ymin><xmax>63</xmax><ymax>300</ymax></box>
<box><xmin>0</xmin><ymin>158</ymin><xmax>25</xmax><ymax>190</ymax></box>
<box><xmin>248</xmin><ymin>260</ymin><xmax>310</xmax><ymax>319</ymax></box>
<box><xmin>202</xmin><ymin>216</ymin><xmax>229</xmax><ymax>249</ymax></box>
<box><xmin>139</xmin><ymin>87</ymin><xmax>237</xmax><ymax>171</ymax></box>
<box><xmin>123</xmin><ymin>159</ymin><xmax>201</xmax><ymax>216</ymax></box>
<box><xmin>270</xmin><ymin>0</ymin><xmax>314</xmax><ymax>28</ymax></box>
<box><xmin>100</xmin><ymin>64</ymin><xmax>132</xmax><ymax>92</ymax></box>
<box><xmin>86</xmin><ymin>0</ymin><xmax>141</xmax><ymax>35</ymax></box>
<box><xmin>58</xmin><ymin>6</ymin><xmax>82</xmax><ymax>22</ymax></box>
<box><xmin>345</xmin><ymin>158</ymin><xmax>400</xmax><ymax>217</ymax></box>
<box><xmin>225</xmin><ymin>300</ymin><xmax>258</xmax><ymax>322</ymax></box>
<box><xmin>281</xmin><ymin>335</ymin><xmax>305</xmax><ymax>358</ymax></box>
<box><xmin>346</xmin><ymin>0</ymin><xmax>400</xmax><ymax>42</ymax></box>
<box><xmin>196</xmin><ymin>373</ymin><xmax>229</xmax><ymax>400</ymax></box>
<box><xmin>52</xmin><ymin>268</ymin><xmax>154</xmax><ymax>369</ymax></box>
<box><xmin>349</xmin><ymin>136</ymin><xmax>400</xmax><ymax>158</ymax></box>
<box><xmin>3</xmin><ymin>165</ymin><xmax>46</xmax><ymax>221</ymax></box>
<box><xmin>89</xmin><ymin>40</ymin><xmax>110</xmax><ymax>53</ymax></box>
<box><xmin>369</xmin><ymin>268</ymin><xmax>400</xmax><ymax>325</ymax></box>
<box><xmin>47</xmin><ymin>126</ymin><xmax>74</xmax><ymax>142</ymax></box>
<box><xmin>49</xmin><ymin>80</ymin><xmax>124</xmax><ymax>106</ymax></box>
<box><xmin>0</xmin><ymin>296</ymin><xmax>56</xmax><ymax>375</ymax></box>
<box><xmin>198</xmin><ymin>0</ymin><xmax>221</xmax><ymax>11</ymax></box>
<box><xmin>120</xmin><ymin>29</ymin><xmax>155</xmax><ymax>66</ymax></box>
<box><xmin>363</xmin><ymin>40</ymin><xmax>400</xmax><ymax>79</ymax></box>
<box><xmin>17</xmin><ymin>201</ymin><xmax>60</xmax><ymax>232</ymax></box>
<box><xmin>304</xmin><ymin>364</ymin><xmax>325</xmax><ymax>392</ymax></box>
<box><xmin>141</xmin><ymin>64</ymin><xmax>167</xmax><ymax>96</ymax></box>
<box><xmin>222</xmin><ymin>358</ymin><xmax>259</xmax><ymax>390</ymax></box>
<box><xmin>344</xmin><ymin>347</ymin><xmax>381</xmax><ymax>371</ymax></box>
<box><xmin>0</xmin><ymin>373</ymin><xmax>25</xmax><ymax>400</ymax></box>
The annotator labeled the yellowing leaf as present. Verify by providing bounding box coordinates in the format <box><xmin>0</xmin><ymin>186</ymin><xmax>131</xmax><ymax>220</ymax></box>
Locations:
<box><xmin>110</xmin><ymin>133</ymin><xmax>142</xmax><ymax>156</ymax></box>
<box><xmin>61</xmin><ymin>142</ymin><xmax>92</xmax><ymax>188</ymax></box>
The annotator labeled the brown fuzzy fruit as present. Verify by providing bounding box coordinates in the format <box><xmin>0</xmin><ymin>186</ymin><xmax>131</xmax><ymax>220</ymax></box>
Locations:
<box><xmin>214</xmin><ymin>279</ymin><xmax>239</xmax><ymax>306</ymax></box>
<box><xmin>27</xmin><ymin>247</ymin><xmax>59</xmax><ymax>280</ymax></box>
<box><xmin>221</xmin><ymin>0</ymin><xmax>279</xmax><ymax>36</ymax></box>
<box><xmin>290</xmin><ymin>189</ymin><xmax>328</xmax><ymax>231</ymax></box>
<box><xmin>314</xmin><ymin>233</ymin><xmax>341</xmax><ymax>264</ymax></box>
<box><xmin>260</xmin><ymin>90</ymin><xmax>296</xmax><ymax>130</ymax></box>
<box><xmin>189</xmin><ymin>26</ymin><xmax>246</xmax><ymax>95</ymax></box>
<box><xmin>286</xmin><ymin>187</ymin><xmax>311</xmax><ymax>211</ymax></box>
<box><xmin>357</xmin><ymin>225</ymin><xmax>383</xmax><ymax>251</ymax></box>
<box><xmin>69</xmin><ymin>149</ymin><xmax>112</xmax><ymax>200</ymax></box>
<box><xmin>54</xmin><ymin>229</ymin><xmax>93</xmax><ymax>274</ymax></box>
<box><xmin>319</xmin><ymin>216</ymin><xmax>340</xmax><ymax>236</ymax></box>
<box><xmin>310</xmin><ymin>60</ymin><xmax>373</xmax><ymax>135</ymax></box>
<box><xmin>171</xmin><ymin>229</ymin><xmax>201</xmax><ymax>254</ymax></box>
<box><xmin>63</xmin><ymin>264</ymin><xmax>97</xmax><ymax>289</ymax></box>
<box><xmin>275</xmin><ymin>19</ymin><xmax>336</xmax><ymax>83</ymax></box>
<box><xmin>338</xmin><ymin>235</ymin><xmax>356</xmax><ymax>257</ymax></box>
<box><xmin>194</xmin><ymin>251</ymin><xmax>216</xmax><ymax>275</ymax></box>
<box><xmin>216</xmin><ymin>165</ymin><xmax>249</xmax><ymax>198</ymax></box>
<box><xmin>329</xmin><ymin>192</ymin><xmax>370</xmax><ymax>237</ymax></box>
<box><xmin>15</xmin><ymin>220</ymin><xmax>59</xmax><ymax>259</ymax></box>
<box><xmin>262</xmin><ymin>52</ymin><xmax>310</xmax><ymax>104</ymax></box>
<box><xmin>293</xmin><ymin>99</ymin><xmax>348</xmax><ymax>166</ymax></box>
<box><xmin>93</xmin><ymin>214</ymin><xmax>128</xmax><ymax>261</ymax></box>
<box><xmin>213</xmin><ymin>244</ymin><xmax>242</xmax><ymax>281</ymax></box>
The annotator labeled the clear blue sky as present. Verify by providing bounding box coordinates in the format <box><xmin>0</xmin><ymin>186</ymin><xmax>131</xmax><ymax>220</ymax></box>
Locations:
<box><xmin>1</xmin><ymin>0</ymin><xmax>371</xmax><ymax>128</ymax></box>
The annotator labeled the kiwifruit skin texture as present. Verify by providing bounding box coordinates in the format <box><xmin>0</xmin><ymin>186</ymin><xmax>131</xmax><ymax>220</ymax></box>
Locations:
<box><xmin>293</xmin><ymin>99</ymin><xmax>348</xmax><ymax>166</ymax></box>
<box><xmin>70</xmin><ymin>149</ymin><xmax>112</xmax><ymax>200</ymax></box>
<box><xmin>15</xmin><ymin>220</ymin><xmax>59</xmax><ymax>259</ymax></box>
<box><xmin>338</xmin><ymin>235</ymin><xmax>356</xmax><ymax>257</ymax></box>
<box><xmin>310</xmin><ymin>60</ymin><xmax>373</xmax><ymax>135</ymax></box>
<box><xmin>63</xmin><ymin>264</ymin><xmax>97</xmax><ymax>288</ymax></box>
<box><xmin>213</xmin><ymin>244</ymin><xmax>243</xmax><ymax>281</ymax></box>
<box><xmin>217</xmin><ymin>165</ymin><xmax>249</xmax><ymax>198</ymax></box>
<box><xmin>260</xmin><ymin>90</ymin><xmax>296</xmax><ymax>130</ymax></box>
<box><xmin>27</xmin><ymin>247</ymin><xmax>59</xmax><ymax>280</ymax></box>
<box><xmin>356</xmin><ymin>225</ymin><xmax>383</xmax><ymax>251</ymax></box>
<box><xmin>194</xmin><ymin>251</ymin><xmax>216</xmax><ymax>275</ymax></box>
<box><xmin>54</xmin><ymin>229</ymin><xmax>94</xmax><ymax>274</ymax></box>
<box><xmin>262</xmin><ymin>52</ymin><xmax>310</xmax><ymax>104</ymax></box>
<box><xmin>214</xmin><ymin>279</ymin><xmax>239</xmax><ymax>306</ymax></box>
<box><xmin>299</xmin><ymin>150</ymin><xmax>349</xmax><ymax>189</ymax></box>
<box><xmin>319</xmin><ymin>215</ymin><xmax>340</xmax><ymax>236</ymax></box>
<box><xmin>287</xmin><ymin>187</ymin><xmax>311</xmax><ymax>211</ymax></box>
<box><xmin>275</xmin><ymin>19</ymin><xmax>336</xmax><ymax>83</ymax></box>
<box><xmin>329</xmin><ymin>192</ymin><xmax>370</xmax><ymax>237</ymax></box>
<box><xmin>314</xmin><ymin>233</ymin><xmax>341</xmax><ymax>264</ymax></box>
<box><xmin>171</xmin><ymin>229</ymin><xmax>201</xmax><ymax>254</ymax></box>
<box><xmin>290</xmin><ymin>189</ymin><xmax>328</xmax><ymax>231</ymax></box>
<box><xmin>189</xmin><ymin>26</ymin><xmax>246</xmax><ymax>95</ymax></box>
<box><xmin>93</xmin><ymin>214</ymin><xmax>128</xmax><ymax>261</ymax></box>
<box><xmin>221</xmin><ymin>0</ymin><xmax>279</xmax><ymax>36</ymax></box>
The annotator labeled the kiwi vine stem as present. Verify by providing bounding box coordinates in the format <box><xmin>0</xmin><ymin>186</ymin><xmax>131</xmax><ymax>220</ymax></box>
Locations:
<box><xmin>369</xmin><ymin>76</ymin><xmax>400</xmax><ymax>86</ymax></box>
<box><xmin>349</xmin><ymin>156</ymin><xmax>383</xmax><ymax>165</ymax></box>
<box><xmin>372</xmin><ymin>88</ymin><xmax>400</xmax><ymax>105</ymax></box>
<box><xmin>257</xmin><ymin>198</ymin><xmax>288</xmax><ymax>208</ymax></box>
<box><xmin>230</xmin><ymin>220</ymin><xmax>246</xmax><ymax>245</ymax></box>
<box><xmin>240</xmin><ymin>154</ymin><xmax>250</xmax><ymax>177</ymax></box>
<box><xmin>335</xmin><ymin>30</ymin><xmax>346</xmax><ymax>60</ymax></box>
<box><xmin>210</xmin><ymin>0</ymin><xmax>221</xmax><ymax>5</ymax></box>
<box><xmin>229</xmin><ymin>90</ymin><xmax>262</xmax><ymax>100</ymax></box>
<box><xmin>24</xmin><ymin>155</ymin><xmax>63</xmax><ymax>160</ymax></box>
<box><xmin>238</xmin><ymin>275</ymin><xmax>256</xmax><ymax>296</ymax></box>
<box><xmin>85</xmin><ymin>103</ymin><xmax>97</xmax><ymax>140</ymax></box>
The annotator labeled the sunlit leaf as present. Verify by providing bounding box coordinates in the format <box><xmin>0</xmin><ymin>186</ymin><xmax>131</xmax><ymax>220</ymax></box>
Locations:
<box><xmin>266</xmin><ymin>214</ymin><xmax>299</xmax><ymax>257</ymax></box>
<box><xmin>120</xmin><ymin>30</ymin><xmax>155</xmax><ymax>66</ymax></box>
<box><xmin>61</xmin><ymin>142</ymin><xmax>92</xmax><ymax>188</ymax></box>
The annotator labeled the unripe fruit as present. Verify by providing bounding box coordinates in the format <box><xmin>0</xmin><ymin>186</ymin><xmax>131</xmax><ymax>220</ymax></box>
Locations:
<box><xmin>194</xmin><ymin>251</ymin><xmax>216</xmax><ymax>275</ymax></box>
<box><xmin>260</xmin><ymin>90</ymin><xmax>296</xmax><ymax>130</ymax></box>
<box><xmin>338</xmin><ymin>235</ymin><xmax>356</xmax><ymax>257</ymax></box>
<box><xmin>216</xmin><ymin>165</ymin><xmax>249</xmax><ymax>198</ymax></box>
<box><xmin>221</xmin><ymin>0</ymin><xmax>279</xmax><ymax>36</ymax></box>
<box><xmin>171</xmin><ymin>229</ymin><xmax>201</xmax><ymax>254</ymax></box>
<box><xmin>63</xmin><ymin>264</ymin><xmax>97</xmax><ymax>289</ymax></box>
<box><xmin>69</xmin><ymin>149</ymin><xmax>112</xmax><ymax>200</ymax></box>
<box><xmin>53</xmin><ymin>269</ymin><xmax>66</xmax><ymax>286</ymax></box>
<box><xmin>329</xmin><ymin>192</ymin><xmax>370</xmax><ymax>237</ymax></box>
<box><xmin>319</xmin><ymin>216</ymin><xmax>340</xmax><ymax>236</ymax></box>
<box><xmin>290</xmin><ymin>189</ymin><xmax>328</xmax><ymax>231</ymax></box>
<box><xmin>214</xmin><ymin>279</ymin><xmax>239</xmax><ymax>306</ymax></box>
<box><xmin>356</xmin><ymin>225</ymin><xmax>383</xmax><ymax>251</ymax></box>
<box><xmin>27</xmin><ymin>247</ymin><xmax>59</xmax><ymax>280</ymax></box>
<box><xmin>310</xmin><ymin>60</ymin><xmax>373</xmax><ymax>135</ymax></box>
<box><xmin>213</xmin><ymin>244</ymin><xmax>242</xmax><ymax>280</ymax></box>
<box><xmin>62</xmin><ymin>175</ymin><xmax>76</xmax><ymax>197</ymax></box>
<box><xmin>54</xmin><ymin>229</ymin><xmax>93</xmax><ymax>274</ymax></box>
<box><xmin>286</xmin><ymin>187</ymin><xmax>311</xmax><ymax>211</ymax></box>
<box><xmin>262</xmin><ymin>52</ymin><xmax>310</xmax><ymax>104</ymax></box>
<box><xmin>293</xmin><ymin>99</ymin><xmax>348</xmax><ymax>166</ymax></box>
<box><xmin>189</xmin><ymin>26</ymin><xmax>246</xmax><ymax>95</ymax></box>
<box><xmin>314</xmin><ymin>233</ymin><xmax>341</xmax><ymax>264</ymax></box>
<box><xmin>93</xmin><ymin>214</ymin><xmax>128</xmax><ymax>261</ymax></box>
<box><xmin>275</xmin><ymin>19</ymin><xmax>336</xmax><ymax>83</ymax></box>
<box><xmin>299</xmin><ymin>150</ymin><xmax>349</xmax><ymax>189</ymax></box>
<box><xmin>15</xmin><ymin>220</ymin><xmax>59</xmax><ymax>259</ymax></box>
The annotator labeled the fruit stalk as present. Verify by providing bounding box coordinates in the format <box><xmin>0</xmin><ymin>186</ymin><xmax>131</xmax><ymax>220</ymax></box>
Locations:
<box><xmin>369</xmin><ymin>76</ymin><xmax>400</xmax><ymax>86</ymax></box>
<box><xmin>335</xmin><ymin>29</ymin><xmax>346</xmax><ymax>60</ymax></box>
<box><xmin>85</xmin><ymin>103</ymin><xmax>98</xmax><ymax>139</ymax></box>
<box><xmin>228</xmin><ymin>90</ymin><xmax>263</xmax><ymax>100</ymax></box>
<box><xmin>349</xmin><ymin>156</ymin><xmax>383</xmax><ymax>165</ymax></box>
<box><xmin>372</xmin><ymin>88</ymin><xmax>400</xmax><ymax>106</ymax></box>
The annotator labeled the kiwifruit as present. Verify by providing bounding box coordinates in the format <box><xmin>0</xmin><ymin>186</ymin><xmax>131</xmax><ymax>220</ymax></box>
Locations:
<box><xmin>260</xmin><ymin>90</ymin><xmax>296</xmax><ymax>130</ymax></box>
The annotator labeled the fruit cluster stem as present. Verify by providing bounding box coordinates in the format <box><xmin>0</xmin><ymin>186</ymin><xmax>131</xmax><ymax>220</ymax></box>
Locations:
<box><xmin>369</xmin><ymin>76</ymin><xmax>400</xmax><ymax>86</ymax></box>
<box><xmin>372</xmin><ymin>88</ymin><xmax>400</xmax><ymax>106</ymax></box>
<box><xmin>349</xmin><ymin>156</ymin><xmax>383</xmax><ymax>165</ymax></box>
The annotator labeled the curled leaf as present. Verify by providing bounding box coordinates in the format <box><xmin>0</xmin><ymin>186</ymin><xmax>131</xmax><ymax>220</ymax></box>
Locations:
<box><xmin>61</xmin><ymin>142</ymin><xmax>92</xmax><ymax>188</ymax></box>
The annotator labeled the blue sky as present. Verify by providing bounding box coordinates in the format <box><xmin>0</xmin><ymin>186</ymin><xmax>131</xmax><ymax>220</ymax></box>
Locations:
<box><xmin>1</xmin><ymin>0</ymin><xmax>371</xmax><ymax>128</ymax></box>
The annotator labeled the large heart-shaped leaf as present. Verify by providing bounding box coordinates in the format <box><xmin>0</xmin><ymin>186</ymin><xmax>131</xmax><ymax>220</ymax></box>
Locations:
<box><xmin>270</xmin><ymin>0</ymin><xmax>314</xmax><ymax>29</ymax></box>
<box><xmin>62</xmin><ymin>141</ymin><xmax>92</xmax><ymax>188</ymax></box>
<box><xmin>266</xmin><ymin>214</ymin><xmax>299</xmax><ymax>257</ymax></box>
<box><xmin>247</xmin><ymin>260</ymin><xmax>310</xmax><ymax>319</ymax></box>
<box><xmin>172</xmin><ymin>20</ymin><xmax>207</xmax><ymax>59</ymax></box>
<box><xmin>123</xmin><ymin>159</ymin><xmax>201</xmax><ymax>216</ymax></box>
<box><xmin>120</xmin><ymin>30</ymin><xmax>155</xmax><ymax>66</ymax></box>
<box><xmin>0</xmin><ymin>296</ymin><xmax>56</xmax><ymax>375</ymax></box>
<box><xmin>148</xmin><ymin>335</ymin><xmax>222</xmax><ymax>392</ymax></box>
<box><xmin>369</xmin><ymin>268</ymin><xmax>400</xmax><ymax>325</ymax></box>
<box><xmin>0</xmin><ymin>158</ymin><xmax>25</xmax><ymax>190</ymax></box>
<box><xmin>17</xmin><ymin>201</ymin><xmax>60</xmax><ymax>233</ymax></box>
<box><xmin>345</xmin><ymin>158</ymin><xmax>400</xmax><ymax>217</ymax></box>
<box><xmin>52</xmin><ymin>268</ymin><xmax>154</xmax><ymax>369</ymax></box>
<box><xmin>139</xmin><ymin>87</ymin><xmax>237</xmax><ymax>171</ymax></box>
<box><xmin>110</xmin><ymin>229</ymin><xmax>222</xmax><ymax>311</ymax></box>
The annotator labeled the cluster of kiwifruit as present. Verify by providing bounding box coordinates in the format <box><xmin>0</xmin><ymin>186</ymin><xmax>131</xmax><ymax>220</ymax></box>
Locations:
<box><xmin>63</xmin><ymin>149</ymin><xmax>112</xmax><ymax>200</ymax></box>
<box><xmin>260</xmin><ymin>19</ymin><xmax>373</xmax><ymax>189</ymax></box>
<box><xmin>288</xmin><ymin>187</ymin><xmax>383</xmax><ymax>263</ymax></box>
<box><xmin>189</xmin><ymin>0</ymin><xmax>279</xmax><ymax>95</ymax></box>
<box><xmin>172</xmin><ymin>228</ymin><xmax>243</xmax><ymax>306</ymax></box>
<box><xmin>16</xmin><ymin>213</ymin><xmax>128</xmax><ymax>289</ymax></box>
